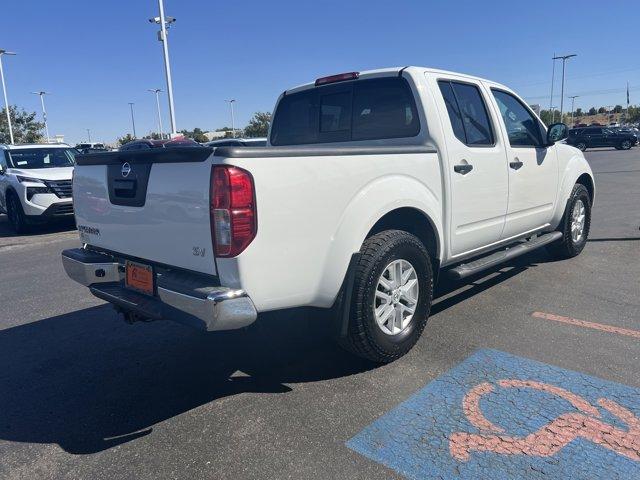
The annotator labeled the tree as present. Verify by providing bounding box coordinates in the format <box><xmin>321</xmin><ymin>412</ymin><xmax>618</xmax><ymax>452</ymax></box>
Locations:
<box><xmin>588</xmin><ymin>107</ymin><xmax>597</xmax><ymax>116</ymax></box>
<box><xmin>539</xmin><ymin>109</ymin><xmax>555</xmax><ymax>127</ymax></box>
<box><xmin>143</xmin><ymin>132</ymin><xmax>162</xmax><ymax>140</ymax></box>
<box><xmin>179</xmin><ymin>127</ymin><xmax>209</xmax><ymax>143</ymax></box>
<box><xmin>0</xmin><ymin>106</ymin><xmax>45</xmax><ymax>144</ymax></box>
<box><xmin>191</xmin><ymin>127</ymin><xmax>208</xmax><ymax>143</ymax></box>
<box><xmin>613</xmin><ymin>105</ymin><xmax>623</xmax><ymax>114</ymax></box>
<box><xmin>597</xmin><ymin>107</ymin><xmax>607</xmax><ymax>114</ymax></box>
<box><xmin>575</xmin><ymin>108</ymin><xmax>583</xmax><ymax>117</ymax></box>
<box><xmin>244</xmin><ymin>112</ymin><xmax>271</xmax><ymax>138</ymax></box>
<box><xmin>117</xmin><ymin>133</ymin><xmax>135</xmax><ymax>146</ymax></box>
<box><xmin>539</xmin><ymin>109</ymin><xmax>569</xmax><ymax>127</ymax></box>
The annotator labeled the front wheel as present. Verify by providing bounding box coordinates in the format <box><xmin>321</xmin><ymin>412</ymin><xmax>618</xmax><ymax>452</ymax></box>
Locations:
<box><xmin>547</xmin><ymin>184</ymin><xmax>591</xmax><ymax>259</ymax></box>
<box><xmin>619</xmin><ymin>140</ymin><xmax>632</xmax><ymax>150</ymax></box>
<box><xmin>340</xmin><ymin>230</ymin><xmax>433</xmax><ymax>363</ymax></box>
<box><xmin>6</xmin><ymin>193</ymin><xmax>29</xmax><ymax>234</ymax></box>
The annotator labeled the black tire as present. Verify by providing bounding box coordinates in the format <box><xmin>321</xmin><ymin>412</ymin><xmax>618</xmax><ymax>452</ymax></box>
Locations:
<box><xmin>340</xmin><ymin>230</ymin><xmax>433</xmax><ymax>363</ymax></box>
<box><xmin>619</xmin><ymin>140</ymin><xmax>632</xmax><ymax>150</ymax></box>
<box><xmin>575</xmin><ymin>142</ymin><xmax>587</xmax><ymax>152</ymax></box>
<box><xmin>6</xmin><ymin>192</ymin><xmax>29</xmax><ymax>234</ymax></box>
<box><xmin>547</xmin><ymin>184</ymin><xmax>591</xmax><ymax>259</ymax></box>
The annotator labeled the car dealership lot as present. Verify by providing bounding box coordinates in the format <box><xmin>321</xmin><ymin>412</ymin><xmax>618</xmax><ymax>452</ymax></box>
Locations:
<box><xmin>0</xmin><ymin>149</ymin><xmax>638</xmax><ymax>479</ymax></box>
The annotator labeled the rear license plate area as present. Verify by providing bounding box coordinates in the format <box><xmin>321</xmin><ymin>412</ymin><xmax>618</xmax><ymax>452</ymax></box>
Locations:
<box><xmin>125</xmin><ymin>260</ymin><xmax>155</xmax><ymax>296</ymax></box>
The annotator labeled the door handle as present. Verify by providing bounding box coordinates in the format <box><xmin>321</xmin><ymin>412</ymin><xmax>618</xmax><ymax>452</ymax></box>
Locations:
<box><xmin>509</xmin><ymin>159</ymin><xmax>524</xmax><ymax>170</ymax></box>
<box><xmin>454</xmin><ymin>163</ymin><xmax>473</xmax><ymax>175</ymax></box>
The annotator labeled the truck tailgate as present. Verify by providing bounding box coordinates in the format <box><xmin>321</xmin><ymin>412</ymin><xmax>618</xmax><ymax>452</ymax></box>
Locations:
<box><xmin>73</xmin><ymin>147</ymin><xmax>217</xmax><ymax>275</ymax></box>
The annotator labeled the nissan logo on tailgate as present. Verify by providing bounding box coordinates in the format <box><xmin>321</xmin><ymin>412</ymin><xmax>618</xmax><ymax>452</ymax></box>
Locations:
<box><xmin>121</xmin><ymin>162</ymin><xmax>131</xmax><ymax>177</ymax></box>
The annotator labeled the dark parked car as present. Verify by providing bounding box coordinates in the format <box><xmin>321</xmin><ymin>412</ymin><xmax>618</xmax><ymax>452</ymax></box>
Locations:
<box><xmin>118</xmin><ymin>137</ymin><xmax>202</xmax><ymax>151</ymax></box>
<box><xmin>566</xmin><ymin>126</ymin><xmax>637</xmax><ymax>151</ymax></box>
<box><xmin>75</xmin><ymin>143</ymin><xmax>109</xmax><ymax>154</ymax></box>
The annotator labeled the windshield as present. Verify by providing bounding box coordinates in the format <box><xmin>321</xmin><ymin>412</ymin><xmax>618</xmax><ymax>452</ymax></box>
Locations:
<box><xmin>7</xmin><ymin>148</ymin><xmax>76</xmax><ymax>169</ymax></box>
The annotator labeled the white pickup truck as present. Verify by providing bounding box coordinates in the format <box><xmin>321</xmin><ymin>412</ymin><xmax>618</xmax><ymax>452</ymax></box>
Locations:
<box><xmin>62</xmin><ymin>67</ymin><xmax>594</xmax><ymax>363</ymax></box>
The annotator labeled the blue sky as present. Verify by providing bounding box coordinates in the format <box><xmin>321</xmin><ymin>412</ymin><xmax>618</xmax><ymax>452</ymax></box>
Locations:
<box><xmin>2</xmin><ymin>0</ymin><xmax>639</xmax><ymax>144</ymax></box>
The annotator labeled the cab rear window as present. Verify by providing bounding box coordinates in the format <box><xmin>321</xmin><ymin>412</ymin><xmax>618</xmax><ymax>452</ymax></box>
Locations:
<box><xmin>270</xmin><ymin>77</ymin><xmax>420</xmax><ymax>146</ymax></box>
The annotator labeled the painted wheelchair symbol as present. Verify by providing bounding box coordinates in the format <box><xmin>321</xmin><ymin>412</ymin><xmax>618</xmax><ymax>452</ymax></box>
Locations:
<box><xmin>449</xmin><ymin>379</ymin><xmax>640</xmax><ymax>462</ymax></box>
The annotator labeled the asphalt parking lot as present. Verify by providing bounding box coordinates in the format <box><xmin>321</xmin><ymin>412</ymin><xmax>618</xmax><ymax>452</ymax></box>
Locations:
<box><xmin>0</xmin><ymin>148</ymin><xmax>638</xmax><ymax>480</ymax></box>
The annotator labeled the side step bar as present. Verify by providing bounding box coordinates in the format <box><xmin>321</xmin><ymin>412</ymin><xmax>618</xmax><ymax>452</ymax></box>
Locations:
<box><xmin>448</xmin><ymin>231</ymin><xmax>562</xmax><ymax>280</ymax></box>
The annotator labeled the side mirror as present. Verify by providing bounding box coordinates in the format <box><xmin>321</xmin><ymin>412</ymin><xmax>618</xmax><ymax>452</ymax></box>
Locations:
<box><xmin>0</xmin><ymin>164</ymin><xmax>5</xmax><ymax>175</ymax></box>
<box><xmin>547</xmin><ymin>123</ymin><xmax>568</xmax><ymax>145</ymax></box>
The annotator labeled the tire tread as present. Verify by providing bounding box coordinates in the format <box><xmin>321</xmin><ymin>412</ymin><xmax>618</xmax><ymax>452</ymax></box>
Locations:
<box><xmin>341</xmin><ymin>230</ymin><xmax>433</xmax><ymax>363</ymax></box>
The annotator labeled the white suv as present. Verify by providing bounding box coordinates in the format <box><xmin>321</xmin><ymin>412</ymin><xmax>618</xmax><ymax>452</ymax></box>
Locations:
<box><xmin>0</xmin><ymin>143</ymin><xmax>76</xmax><ymax>233</ymax></box>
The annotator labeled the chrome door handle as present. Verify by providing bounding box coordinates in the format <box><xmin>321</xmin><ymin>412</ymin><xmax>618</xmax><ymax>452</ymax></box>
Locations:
<box><xmin>509</xmin><ymin>159</ymin><xmax>523</xmax><ymax>170</ymax></box>
<box><xmin>454</xmin><ymin>164</ymin><xmax>473</xmax><ymax>175</ymax></box>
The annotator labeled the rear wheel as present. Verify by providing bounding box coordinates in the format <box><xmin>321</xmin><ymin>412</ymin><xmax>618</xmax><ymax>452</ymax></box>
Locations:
<box><xmin>340</xmin><ymin>230</ymin><xmax>433</xmax><ymax>363</ymax></box>
<box><xmin>547</xmin><ymin>184</ymin><xmax>591</xmax><ymax>259</ymax></box>
<box><xmin>619</xmin><ymin>140</ymin><xmax>632</xmax><ymax>150</ymax></box>
<box><xmin>575</xmin><ymin>142</ymin><xmax>587</xmax><ymax>151</ymax></box>
<box><xmin>6</xmin><ymin>193</ymin><xmax>29</xmax><ymax>234</ymax></box>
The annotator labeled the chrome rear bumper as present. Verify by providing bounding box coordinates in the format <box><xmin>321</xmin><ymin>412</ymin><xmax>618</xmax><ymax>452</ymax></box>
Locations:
<box><xmin>61</xmin><ymin>248</ymin><xmax>257</xmax><ymax>331</ymax></box>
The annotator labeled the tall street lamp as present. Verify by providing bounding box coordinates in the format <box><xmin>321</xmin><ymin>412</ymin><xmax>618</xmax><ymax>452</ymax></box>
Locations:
<box><xmin>0</xmin><ymin>49</ymin><xmax>16</xmax><ymax>144</ymax></box>
<box><xmin>148</xmin><ymin>88</ymin><xmax>164</xmax><ymax>139</ymax></box>
<box><xmin>31</xmin><ymin>91</ymin><xmax>51</xmax><ymax>143</ymax></box>
<box><xmin>225</xmin><ymin>99</ymin><xmax>236</xmax><ymax>138</ymax></box>
<box><xmin>549</xmin><ymin>52</ymin><xmax>556</xmax><ymax>123</ymax></box>
<box><xmin>149</xmin><ymin>1</ymin><xmax>177</xmax><ymax>137</ymax></box>
<box><xmin>86</xmin><ymin>128</ymin><xmax>92</xmax><ymax>143</ymax></box>
<box><xmin>553</xmin><ymin>53</ymin><xmax>577</xmax><ymax>121</ymax></box>
<box><xmin>569</xmin><ymin>95</ymin><xmax>579</xmax><ymax>127</ymax></box>
<box><xmin>128</xmin><ymin>102</ymin><xmax>137</xmax><ymax>138</ymax></box>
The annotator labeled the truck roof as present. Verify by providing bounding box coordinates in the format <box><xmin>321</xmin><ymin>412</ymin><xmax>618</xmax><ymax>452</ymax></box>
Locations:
<box><xmin>284</xmin><ymin>66</ymin><xmax>509</xmax><ymax>95</ymax></box>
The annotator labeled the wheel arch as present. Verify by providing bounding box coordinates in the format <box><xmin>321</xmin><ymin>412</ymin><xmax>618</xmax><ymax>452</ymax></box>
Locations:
<box><xmin>3</xmin><ymin>185</ymin><xmax>19</xmax><ymax>208</ymax></box>
<box><xmin>550</xmin><ymin>151</ymin><xmax>595</xmax><ymax>229</ymax></box>
<box><xmin>576</xmin><ymin>172</ymin><xmax>595</xmax><ymax>205</ymax></box>
<box><xmin>365</xmin><ymin>206</ymin><xmax>441</xmax><ymax>275</ymax></box>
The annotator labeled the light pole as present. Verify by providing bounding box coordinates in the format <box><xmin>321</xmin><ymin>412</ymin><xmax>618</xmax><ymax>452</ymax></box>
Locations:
<box><xmin>0</xmin><ymin>49</ymin><xmax>16</xmax><ymax>144</ymax></box>
<box><xmin>553</xmin><ymin>54</ymin><xmax>577</xmax><ymax>121</ymax></box>
<box><xmin>225</xmin><ymin>99</ymin><xmax>236</xmax><ymax>138</ymax></box>
<box><xmin>128</xmin><ymin>102</ymin><xmax>137</xmax><ymax>138</ymax></box>
<box><xmin>549</xmin><ymin>52</ymin><xmax>556</xmax><ymax>124</ymax></box>
<box><xmin>569</xmin><ymin>95</ymin><xmax>579</xmax><ymax>127</ymax></box>
<box><xmin>148</xmin><ymin>88</ymin><xmax>164</xmax><ymax>139</ymax></box>
<box><xmin>149</xmin><ymin>1</ymin><xmax>177</xmax><ymax>137</ymax></box>
<box><xmin>31</xmin><ymin>91</ymin><xmax>51</xmax><ymax>143</ymax></box>
<box><xmin>86</xmin><ymin>128</ymin><xmax>91</xmax><ymax>143</ymax></box>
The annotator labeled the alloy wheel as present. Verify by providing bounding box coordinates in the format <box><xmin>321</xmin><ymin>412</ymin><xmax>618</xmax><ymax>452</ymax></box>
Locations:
<box><xmin>570</xmin><ymin>199</ymin><xmax>586</xmax><ymax>243</ymax></box>
<box><xmin>374</xmin><ymin>259</ymin><xmax>419</xmax><ymax>335</ymax></box>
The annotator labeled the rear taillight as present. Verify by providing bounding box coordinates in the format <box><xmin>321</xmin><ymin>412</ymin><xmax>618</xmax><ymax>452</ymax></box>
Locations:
<box><xmin>210</xmin><ymin>165</ymin><xmax>257</xmax><ymax>257</ymax></box>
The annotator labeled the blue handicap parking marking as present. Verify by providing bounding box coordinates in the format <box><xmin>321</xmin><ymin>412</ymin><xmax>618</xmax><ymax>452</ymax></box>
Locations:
<box><xmin>347</xmin><ymin>349</ymin><xmax>640</xmax><ymax>480</ymax></box>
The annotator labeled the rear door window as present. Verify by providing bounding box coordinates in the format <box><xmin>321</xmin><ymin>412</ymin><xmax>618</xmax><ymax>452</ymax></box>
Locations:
<box><xmin>438</xmin><ymin>80</ymin><xmax>494</xmax><ymax>146</ymax></box>
<box><xmin>438</xmin><ymin>81</ymin><xmax>467</xmax><ymax>144</ymax></box>
<box><xmin>270</xmin><ymin>77</ymin><xmax>420</xmax><ymax>146</ymax></box>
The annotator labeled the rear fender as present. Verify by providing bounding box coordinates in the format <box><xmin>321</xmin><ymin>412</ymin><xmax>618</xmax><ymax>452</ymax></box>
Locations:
<box><xmin>317</xmin><ymin>174</ymin><xmax>443</xmax><ymax>306</ymax></box>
